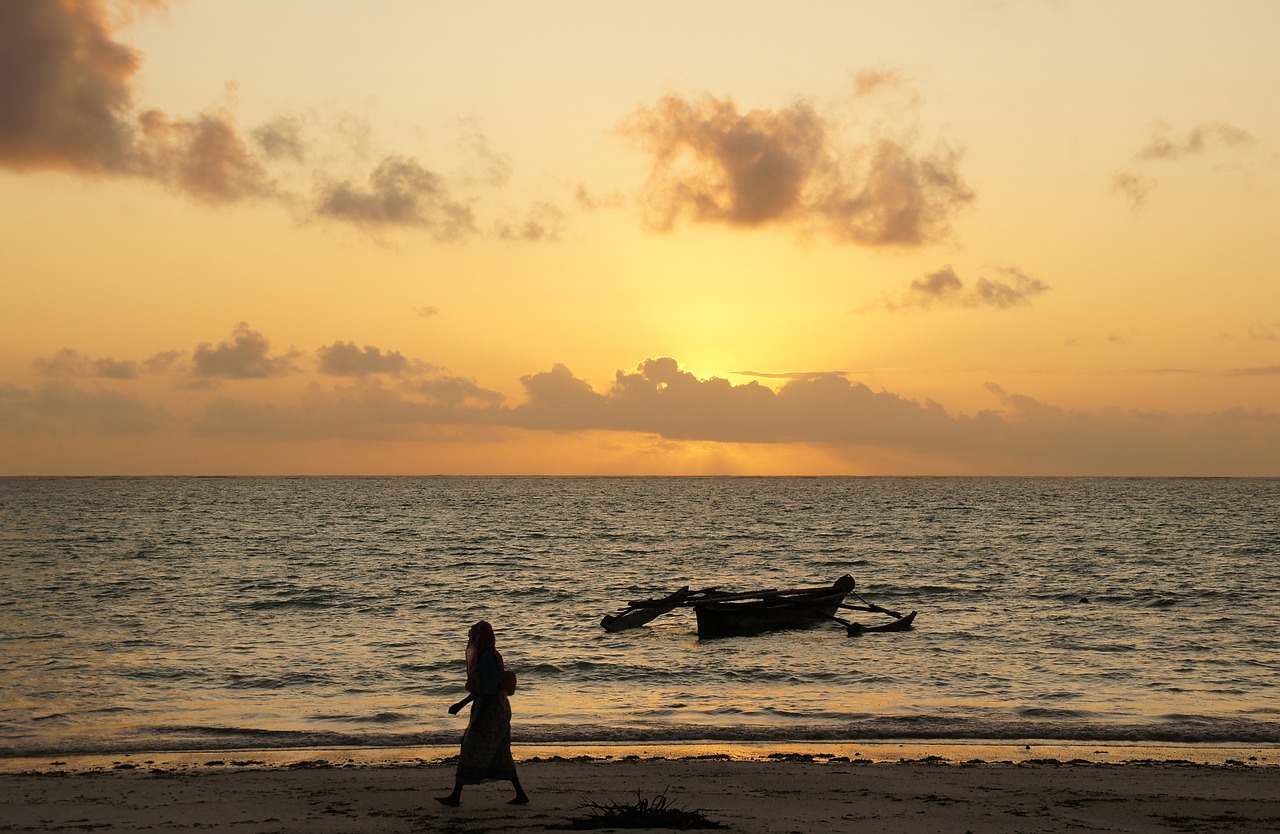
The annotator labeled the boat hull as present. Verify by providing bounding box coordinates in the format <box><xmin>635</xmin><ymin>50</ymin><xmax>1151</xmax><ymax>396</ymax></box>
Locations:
<box><xmin>694</xmin><ymin>588</ymin><xmax>847</xmax><ymax>638</ymax></box>
<box><xmin>846</xmin><ymin>610</ymin><xmax>917</xmax><ymax>634</ymax></box>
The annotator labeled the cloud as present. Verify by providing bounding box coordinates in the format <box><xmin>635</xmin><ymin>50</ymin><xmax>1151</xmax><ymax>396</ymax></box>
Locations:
<box><xmin>457</xmin><ymin>117</ymin><xmax>512</xmax><ymax>188</ymax></box>
<box><xmin>573</xmin><ymin>184</ymin><xmax>625</xmax><ymax>212</ymax></box>
<box><xmin>0</xmin><ymin>0</ymin><xmax>141</xmax><ymax>173</ymax></box>
<box><xmin>416</xmin><ymin>305</ymin><xmax>441</xmax><ymax>318</ymax></box>
<box><xmin>33</xmin><ymin>348</ymin><xmax>140</xmax><ymax>379</ymax></box>
<box><xmin>619</xmin><ymin>93</ymin><xmax>974</xmax><ymax>246</ymax></box>
<box><xmin>0</xmin><ymin>381</ymin><xmax>166</xmax><ymax>435</ymax></box>
<box><xmin>1135</xmin><ymin>121</ymin><xmax>1253</xmax><ymax>161</ymax></box>
<box><xmin>31</xmin><ymin>347</ymin><xmax>182</xmax><ymax>379</ymax></box>
<box><xmin>133</xmin><ymin>100</ymin><xmax>273</xmax><ymax>202</ymax></box>
<box><xmin>1226</xmin><ymin>365</ymin><xmax>1280</xmax><ymax>377</ymax></box>
<box><xmin>0</xmin><ymin>2</ymin><xmax>553</xmax><ymax>240</ymax></box>
<box><xmin>507</xmin><ymin>357</ymin><xmax>961</xmax><ymax>447</ymax></box>
<box><xmin>408</xmin><ymin>376</ymin><xmax>505</xmax><ymax>407</ymax></box>
<box><xmin>0</xmin><ymin>0</ymin><xmax>273</xmax><ymax>201</ymax></box>
<box><xmin>1111</xmin><ymin>121</ymin><xmax>1254</xmax><ymax>211</ymax></box>
<box><xmin>5</xmin><ymin>341</ymin><xmax>1280</xmax><ymax>474</ymax></box>
<box><xmin>852</xmin><ymin>68</ymin><xmax>911</xmax><ymax>99</ymax></box>
<box><xmin>972</xmin><ymin>267</ymin><xmax>1051</xmax><ymax>309</ymax></box>
<box><xmin>870</xmin><ymin>265</ymin><xmax>1049</xmax><ymax>312</ymax></box>
<box><xmin>495</xmin><ymin>202</ymin><xmax>566</xmax><ymax>242</ymax></box>
<box><xmin>731</xmin><ymin>370</ymin><xmax>849</xmax><ymax>382</ymax></box>
<box><xmin>500</xmin><ymin>360</ymin><xmax>1280</xmax><ymax>474</ymax></box>
<box><xmin>145</xmin><ymin>350</ymin><xmax>184</xmax><ymax>372</ymax></box>
<box><xmin>193</xmin><ymin>375</ymin><xmax>505</xmax><ymax>441</ymax></box>
<box><xmin>1110</xmin><ymin>170</ymin><xmax>1156</xmax><ymax>212</ymax></box>
<box><xmin>1246</xmin><ymin>323</ymin><xmax>1280</xmax><ymax>342</ymax></box>
<box><xmin>192</xmin><ymin>323</ymin><xmax>299</xmax><ymax>379</ymax></box>
<box><xmin>316</xmin><ymin>341</ymin><xmax>415</xmax><ymax>377</ymax></box>
<box><xmin>252</xmin><ymin>114</ymin><xmax>308</xmax><ymax>163</ymax></box>
<box><xmin>316</xmin><ymin>155</ymin><xmax>475</xmax><ymax>237</ymax></box>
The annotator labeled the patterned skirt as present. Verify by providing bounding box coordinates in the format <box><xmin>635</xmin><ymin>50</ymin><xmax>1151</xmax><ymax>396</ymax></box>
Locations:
<box><xmin>456</xmin><ymin>697</ymin><xmax>517</xmax><ymax>784</ymax></box>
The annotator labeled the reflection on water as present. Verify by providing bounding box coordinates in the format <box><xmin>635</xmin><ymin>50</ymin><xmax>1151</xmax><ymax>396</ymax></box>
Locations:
<box><xmin>1</xmin><ymin>477</ymin><xmax>1278</xmax><ymax>756</ymax></box>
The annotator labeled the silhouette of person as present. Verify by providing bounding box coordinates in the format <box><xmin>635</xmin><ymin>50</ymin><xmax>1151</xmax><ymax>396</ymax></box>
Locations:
<box><xmin>436</xmin><ymin>620</ymin><xmax>528</xmax><ymax>806</ymax></box>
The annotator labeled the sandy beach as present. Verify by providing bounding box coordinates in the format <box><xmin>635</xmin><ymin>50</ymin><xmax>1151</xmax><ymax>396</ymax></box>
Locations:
<box><xmin>3</xmin><ymin>746</ymin><xmax>1277</xmax><ymax>834</ymax></box>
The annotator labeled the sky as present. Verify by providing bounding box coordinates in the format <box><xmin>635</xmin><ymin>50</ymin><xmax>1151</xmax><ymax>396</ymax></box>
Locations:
<box><xmin>2</xmin><ymin>0</ymin><xmax>1279</xmax><ymax>476</ymax></box>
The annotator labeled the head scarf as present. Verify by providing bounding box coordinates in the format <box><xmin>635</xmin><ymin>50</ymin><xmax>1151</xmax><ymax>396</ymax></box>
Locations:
<box><xmin>464</xmin><ymin>620</ymin><xmax>510</xmax><ymax>720</ymax></box>
<box><xmin>465</xmin><ymin>620</ymin><xmax>504</xmax><ymax>675</ymax></box>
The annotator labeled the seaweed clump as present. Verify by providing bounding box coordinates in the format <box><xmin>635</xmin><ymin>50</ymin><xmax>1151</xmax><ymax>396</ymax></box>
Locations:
<box><xmin>556</xmin><ymin>789</ymin><xmax>723</xmax><ymax>830</ymax></box>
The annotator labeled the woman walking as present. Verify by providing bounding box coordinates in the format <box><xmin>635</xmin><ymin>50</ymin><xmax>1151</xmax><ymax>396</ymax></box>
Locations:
<box><xmin>436</xmin><ymin>620</ymin><xmax>528</xmax><ymax>806</ymax></box>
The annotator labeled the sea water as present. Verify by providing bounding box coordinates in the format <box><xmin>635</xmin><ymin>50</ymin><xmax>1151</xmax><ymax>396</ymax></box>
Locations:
<box><xmin>1</xmin><ymin>476</ymin><xmax>1277</xmax><ymax>757</ymax></box>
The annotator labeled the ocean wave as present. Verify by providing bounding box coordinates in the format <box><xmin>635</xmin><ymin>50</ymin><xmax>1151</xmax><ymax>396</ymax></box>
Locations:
<box><xmin>304</xmin><ymin>712</ymin><xmax>416</xmax><ymax>725</ymax></box>
<box><xmin>226</xmin><ymin>672</ymin><xmax>333</xmax><ymax>690</ymax></box>
<box><xmin>1017</xmin><ymin>708</ymin><xmax>1092</xmax><ymax>719</ymax></box>
<box><xmin>238</xmin><ymin>596</ymin><xmax>342</xmax><ymax>611</ymax></box>
<box><xmin>4</xmin><ymin>714</ymin><xmax>1279</xmax><ymax>758</ymax></box>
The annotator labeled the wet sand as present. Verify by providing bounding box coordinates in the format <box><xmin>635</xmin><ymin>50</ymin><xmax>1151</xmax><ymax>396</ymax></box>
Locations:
<box><xmin>3</xmin><ymin>745</ymin><xmax>1278</xmax><ymax>833</ymax></box>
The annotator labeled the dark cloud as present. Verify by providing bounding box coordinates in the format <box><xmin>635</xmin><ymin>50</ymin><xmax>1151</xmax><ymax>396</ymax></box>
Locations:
<box><xmin>0</xmin><ymin>0</ymin><xmax>273</xmax><ymax>201</ymax></box>
<box><xmin>32</xmin><ymin>347</ymin><xmax>182</xmax><ymax>379</ymax></box>
<box><xmin>317</xmin><ymin>155</ymin><xmax>475</xmax><ymax>237</ymax></box>
<box><xmin>495</xmin><ymin>202</ymin><xmax>566</xmax><ymax>242</ymax></box>
<box><xmin>1110</xmin><ymin>170</ymin><xmax>1156</xmax><ymax>212</ymax></box>
<box><xmin>0</xmin><ymin>0</ymin><xmax>140</xmax><ymax>173</ymax></box>
<box><xmin>1226</xmin><ymin>365</ymin><xmax>1280</xmax><ymax>377</ymax></box>
<box><xmin>317</xmin><ymin>341</ymin><xmax>414</xmax><ymax>377</ymax></box>
<box><xmin>193</xmin><ymin>389</ymin><xmax>425</xmax><ymax>442</ymax></box>
<box><xmin>193</xmin><ymin>375</ymin><xmax>505</xmax><ymax>441</ymax></box>
<box><xmin>457</xmin><ymin>118</ymin><xmax>512</xmax><ymax>188</ymax></box>
<box><xmin>33</xmin><ymin>348</ymin><xmax>139</xmax><ymax>379</ymax></box>
<box><xmin>507</xmin><ymin>358</ymin><xmax>960</xmax><ymax>447</ymax></box>
<box><xmin>1246</xmin><ymin>323</ymin><xmax>1280</xmax><ymax>342</ymax></box>
<box><xmin>502</xmin><ymin>360</ymin><xmax>1280</xmax><ymax>474</ymax></box>
<box><xmin>145</xmin><ymin>350</ymin><xmax>183</xmax><ymax>372</ymax></box>
<box><xmin>871</xmin><ymin>265</ymin><xmax>1049</xmax><ymax>312</ymax></box>
<box><xmin>408</xmin><ymin>376</ymin><xmax>505</xmax><ymax>407</ymax></box>
<box><xmin>573</xmin><ymin>184</ymin><xmax>624</xmax><ymax>212</ymax></box>
<box><xmin>852</xmin><ymin>68</ymin><xmax>910</xmax><ymax>99</ymax></box>
<box><xmin>1135</xmin><ymin>121</ymin><xmax>1253</xmax><ymax>161</ymax></box>
<box><xmin>973</xmin><ymin>267</ymin><xmax>1051</xmax><ymax>309</ymax></box>
<box><xmin>1112</xmin><ymin>121</ymin><xmax>1254</xmax><ymax>211</ymax></box>
<box><xmin>416</xmin><ymin>305</ymin><xmax>441</xmax><ymax>318</ymax></box>
<box><xmin>6</xmin><ymin>342</ymin><xmax>1280</xmax><ymax>473</ymax></box>
<box><xmin>192</xmin><ymin>323</ymin><xmax>299</xmax><ymax>379</ymax></box>
<box><xmin>0</xmin><ymin>2</ymin><xmax>554</xmax><ymax>240</ymax></box>
<box><xmin>905</xmin><ymin>265</ymin><xmax>964</xmax><ymax>306</ymax></box>
<box><xmin>511</xmin><ymin>363</ymin><xmax>610</xmax><ymax>430</ymax></box>
<box><xmin>0</xmin><ymin>381</ymin><xmax>166</xmax><ymax>435</ymax></box>
<box><xmin>619</xmin><ymin>93</ymin><xmax>974</xmax><ymax>246</ymax></box>
<box><xmin>252</xmin><ymin>115</ymin><xmax>308</xmax><ymax>163</ymax></box>
<box><xmin>134</xmin><ymin>103</ymin><xmax>273</xmax><ymax>202</ymax></box>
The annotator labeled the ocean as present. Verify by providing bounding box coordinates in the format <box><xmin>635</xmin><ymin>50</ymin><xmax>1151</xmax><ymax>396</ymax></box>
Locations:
<box><xmin>1</xmin><ymin>476</ymin><xmax>1277</xmax><ymax>759</ymax></box>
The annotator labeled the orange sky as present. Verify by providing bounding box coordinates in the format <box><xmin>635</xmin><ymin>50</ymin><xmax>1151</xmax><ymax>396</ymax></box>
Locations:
<box><xmin>2</xmin><ymin>0</ymin><xmax>1279</xmax><ymax>475</ymax></box>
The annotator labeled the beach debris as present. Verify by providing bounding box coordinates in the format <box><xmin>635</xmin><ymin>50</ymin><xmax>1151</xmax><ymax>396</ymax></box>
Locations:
<box><xmin>556</xmin><ymin>788</ymin><xmax>724</xmax><ymax>830</ymax></box>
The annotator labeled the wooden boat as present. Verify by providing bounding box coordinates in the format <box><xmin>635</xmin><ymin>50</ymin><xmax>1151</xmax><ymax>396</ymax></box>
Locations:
<box><xmin>694</xmin><ymin>576</ymin><xmax>855</xmax><ymax>637</ymax></box>
<box><xmin>601</xmin><ymin>575</ymin><xmax>916</xmax><ymax>638</ymax></box>
<box><xmin>601</xmin><ymin>586</ymin><xmax>693</xmax><ymax>632</ymax></box>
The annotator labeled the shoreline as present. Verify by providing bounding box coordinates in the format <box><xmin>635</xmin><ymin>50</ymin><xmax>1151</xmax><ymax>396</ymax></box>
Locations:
<box><xmin>4</xmin><ymin>746</ymin><xmax>1277</xmax><ymax>833</ymax></box>
<box><xmin>4</xmin><ymin>739</ymin><xmax>1276</xmax><ymax>774</ymax></box>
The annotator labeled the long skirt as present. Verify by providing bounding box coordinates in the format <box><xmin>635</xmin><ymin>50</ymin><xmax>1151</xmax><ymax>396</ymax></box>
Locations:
<box><xmin>455</xmin><ymin>698</ymin><xmax>517</xmax><ymax>784</ymax></box>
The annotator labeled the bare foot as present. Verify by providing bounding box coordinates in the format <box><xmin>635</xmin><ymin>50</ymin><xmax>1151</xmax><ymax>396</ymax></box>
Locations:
<box><xmin>509</xmin><ymin>795</ymin><xmax>530</xmax><ymax>805</ymax></box>
<box><xmin>436</xmin><ymin>795</ymin><xmax>461</xmax><ymax>807</ymax></box>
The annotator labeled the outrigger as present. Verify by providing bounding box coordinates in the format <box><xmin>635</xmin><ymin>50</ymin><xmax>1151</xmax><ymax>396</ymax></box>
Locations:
<box><xmin>601</xmin><ymin>575</ymin><xmax>916</xmax><ymax>638</ymax></box>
